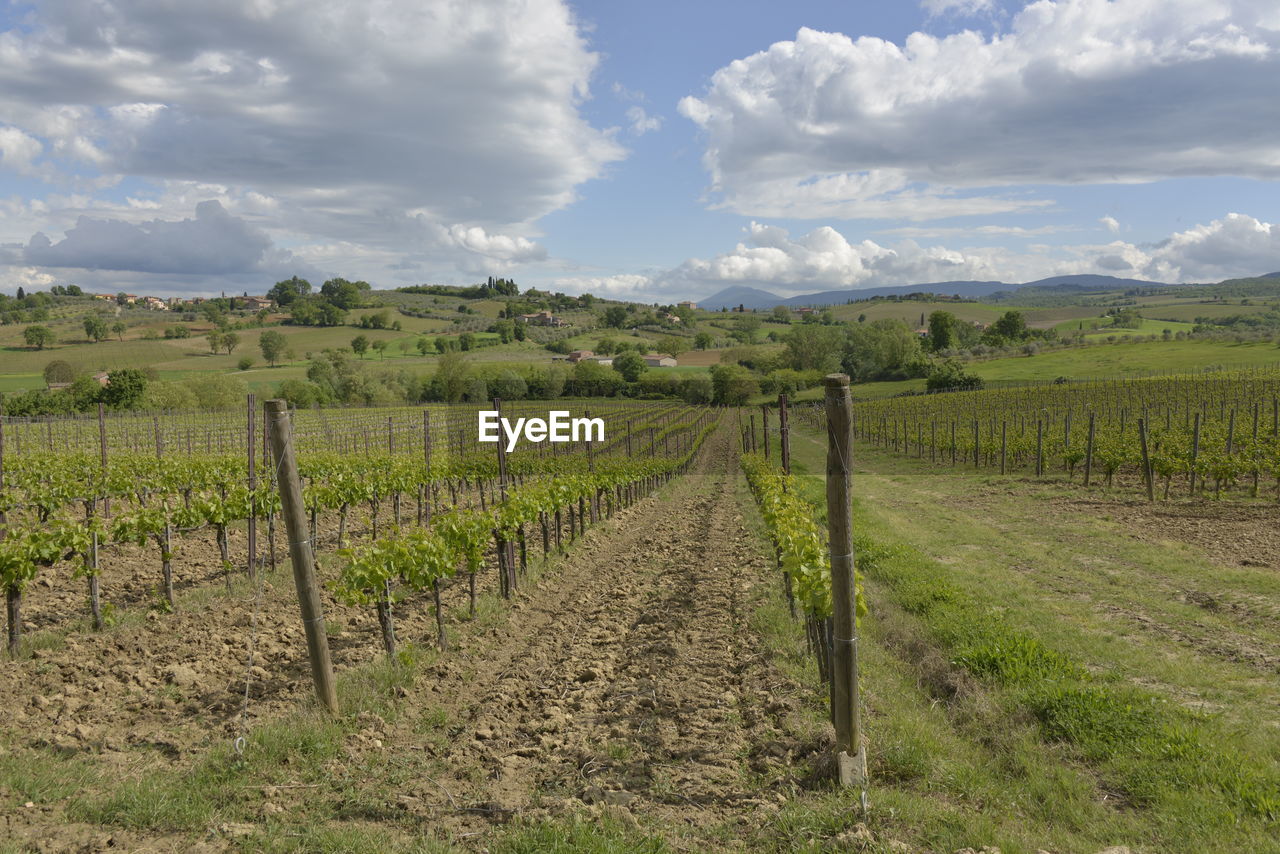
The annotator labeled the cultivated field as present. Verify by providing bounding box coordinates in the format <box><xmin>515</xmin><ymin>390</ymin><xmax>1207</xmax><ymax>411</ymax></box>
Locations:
<box><xmin>1</xmin><ymin>373</ymin><xmax>1278</xmax><ymax>853</ymax></box>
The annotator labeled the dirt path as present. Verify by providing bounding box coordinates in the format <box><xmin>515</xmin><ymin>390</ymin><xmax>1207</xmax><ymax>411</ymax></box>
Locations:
<box><xmin>374</xmin><ymin>424</ymin><xmax>801</xmax><ymax>844</ymax></box>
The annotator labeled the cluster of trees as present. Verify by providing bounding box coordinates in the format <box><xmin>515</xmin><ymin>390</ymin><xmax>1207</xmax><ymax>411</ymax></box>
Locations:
<box><xmin>267</xmin><ymin>276</ymin><xmax>371</xmax><ymax>327</ymax></box>
<box><xmin>82</xmin><ymin>315</ymin><xmax>127</xmax><ymax>342</ymax></box>
<box><xmin>355</xmin><ymin>310</ymin><xmax>402</xmax><ymax>331</ymax></box>
<box><xmin>2</xmin><ymin>367</ymin><xmax>149</xmax><ymax>416</ymax></box>
<box><xmin>599</xmin><ymin>302</ymin><xmax>693</xmax><ymax>330</ymax></box>
<box><xmin>0</xmin><ymin>286</ymin><xmax>86</xmax><ymax>326</ymax></box>
<box><xmin>267</xmin><ymin>349</ymin><xmax>720</xmax><ymax>410</ymax></box>
<box><xmin>206</xmin><ymin>329</ymin><xmax>240</xmax><ymax>355</ymax></box>
<box><xmin>397</xmin><ymin>276</ymin><xmax>521</xmax><ymax>300</ymax></box>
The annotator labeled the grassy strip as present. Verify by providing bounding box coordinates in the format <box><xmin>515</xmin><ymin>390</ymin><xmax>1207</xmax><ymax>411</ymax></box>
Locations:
<box><xmin>779</xmin><ymin>443</ymin><xmax>1278</xmax><ymax>849</ymax></box>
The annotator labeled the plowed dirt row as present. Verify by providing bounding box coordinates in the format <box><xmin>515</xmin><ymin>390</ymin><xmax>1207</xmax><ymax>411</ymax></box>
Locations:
<box><xmin>374</xmin><ymin>426</ymin><xmax>799</xmax><ymax>842</ymax></box>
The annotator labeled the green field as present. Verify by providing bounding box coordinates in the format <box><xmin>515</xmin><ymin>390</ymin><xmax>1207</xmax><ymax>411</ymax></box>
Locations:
<box><xmin>1050</xmin><ymin>317</ymin><xmax>1198</xmax><ymax>336</ymax></box>
<box><xmin>828</xmin><ymin>300</ymin><xmax>1006</xmax><ymax>327</ymax></box>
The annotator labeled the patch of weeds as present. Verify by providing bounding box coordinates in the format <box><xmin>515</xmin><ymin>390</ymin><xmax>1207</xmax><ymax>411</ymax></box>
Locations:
<box><xmin>602</xmin><ymin>740</ymin><xmax>634</xmax><ymax>763</ymax></box>
<box><xmin>155</xmin><ymin>684</ymin><xmax>185</xmax><ymax>704</ymax></box>
<box><xmin>490</xmin><ymin>815</ymin><xmax>672</xmax><ymax>854</ymax></box>
<box><xmin>0</xmin><ymin>747</ymin><xmax>100</xmax><ymax>805</ymax></box>
<box><xmin>414</xmin><ymin>706</ymin><xmax>451</xmax><ymax>735</ymax></box>
<box><xmin>235</xmin><ymin>824</ymin><xmax>452</xmax><ymax>853</ymax></box>
<box><xmin>1026</xmin><ymin>684</ymin><xmax>1164</xmax><ymax>759</ymax></box>
<box><xmin>338</xmin><ymin>644</ymin><xmax>425</xmax><ymax>722</ymax></box>
<box><xmin>952</xmin><ymin>627</ymin><xmax>1085</xmax><ymax>684</ymax></box>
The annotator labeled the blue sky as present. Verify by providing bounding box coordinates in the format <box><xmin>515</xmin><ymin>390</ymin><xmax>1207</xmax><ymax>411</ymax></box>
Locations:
<box><xmin>2</xmin><ymin>0</ymin><xmax>1279</xmax><ymax>300</ymax></box>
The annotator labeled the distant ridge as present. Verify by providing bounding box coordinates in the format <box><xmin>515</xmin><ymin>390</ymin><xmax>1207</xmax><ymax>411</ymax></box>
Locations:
<box><xmin>697</xmin><ymin>274</ymin><xmax>1178</xmax><ymax>310</ymax></box>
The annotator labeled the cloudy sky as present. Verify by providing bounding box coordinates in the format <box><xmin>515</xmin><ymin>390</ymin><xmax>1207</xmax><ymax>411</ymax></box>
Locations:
<box><xmin>1</xmin><ymin>0</ymin><xmax>1279</xmax><ymax>300</ymax></box>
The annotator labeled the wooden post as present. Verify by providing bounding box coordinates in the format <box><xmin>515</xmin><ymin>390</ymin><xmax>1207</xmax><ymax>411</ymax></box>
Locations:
<box><xmin>1190</xmin><ymin>412</ymin><xmax>1201</xmax><ymax>495</ymax></box>
<box><xmin>1252</xmin><ymin>401</ymin><xmax>1260</xmax><ymax>497</ymax></box>
<box><xmin>1035</xmin><ymin>418</ymin><xmax>1043</xmax><ymax>477</ymax></box>
<box><xmin>493</xmin><ymin>398</ymin><xmax>515</xmax><ymax>596</ymax></box>
<box><xmin>265</xmin><ymin>400</ymin><xmax>338</xmax><ymax>714</ymax></box>
<box><xmin>1000</xmin><ymin>421</ymin><xmax>1007</xmax><ymax>475</ymax></box>
<box><xmin>822</xmin><ymin>374</ymin><xmax>867</xmax><ymax>793</ymax></box>
<box><xmin>779</xmin><ymin>393</ymin><xmax>791</xmax><ymax>476</ymax></box>
<box><xmin>1083</xmin><ymin>412</ymin><xmax>1096</xmax><ymax>487</ymax></box>
<box><xmin>1138</xmin><ymin>417</ymin><xmax>1154</xmax><ymax>502</ymax></box>
<box><xmin>98</xmin><ymin>403</ymin><xmax>110</xmax><ymax>517</ymax></box>
<box><xmin>247</xmin><ymin>394</ymin><xmax>257</xmax><ymax>578</ymax></box>
<box><xmin>761</xmin><ymin>404</ymin><xmax>770</xmax><ymax>461</ymax></box>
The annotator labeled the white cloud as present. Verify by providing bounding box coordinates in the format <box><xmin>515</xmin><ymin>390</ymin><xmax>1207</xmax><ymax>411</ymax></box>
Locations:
<box><xmin>879</xmin><ymin>224</ymin><xmax>1070</xmax><ymax>238</ymax></box>
<box><xmin>680</xmin><ymin>2</ymin><xmax>1280</xmax><ymax>219</ymax></box>
<box><xmin>661</xmin><ymin>222</ymin><xmax>1001</xmax><ymax>293</ymax></box>
<box><xmin>626</xmin><ymin>106</ymin><xmax>663</xmax><ymax>136</ymax></box>
<box><xmin>922</xmin><ymin>0</ymin><xmax>995</xmax><ymax>18</ymax></box>
<box><xmin>0</xmin><ymin>0</ymin><xmax>623</xmax><ymax>287</ymax></box>
<box><xmin>1134</xmin><ymin>212</ymin><xmax>1280</xmax><ymax>281</ymax></box>
<box><xmin>1100</xmin><ymin>215</ymin><xmax>1121</xmax><ymax>233</ymax></box>
<box><xmin>0</xmin><ymin>127</ymin><xmax>44</xmax><ymax>175</ymax></box>
<box><xmin>567</xmin><ymin>213</ymin><xmax>1280</xmax><ymax>300</ymax></box>
<box><xmin>552</xmin><ymin>273</ymin><xmax>655</xmax><ymax>299</ymax></box>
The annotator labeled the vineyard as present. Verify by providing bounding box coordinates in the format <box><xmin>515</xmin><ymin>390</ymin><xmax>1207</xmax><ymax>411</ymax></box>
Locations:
<box><xmin>0</xmin><ymin>399</ymin><xmax>715</xmax><ymax>656</ymax></box>
<box><xmin>842</xmin><ymin>367</ymin><xmax>1280</xmax><ymax>500</ymax></box>
<box><xmin>0</xmin><ymin>378</ymin><xmax>1277</xmax><ymax>853</ymax></box>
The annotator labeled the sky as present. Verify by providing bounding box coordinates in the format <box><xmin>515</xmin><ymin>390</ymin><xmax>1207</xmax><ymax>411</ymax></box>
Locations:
<box><xmin>1</xmin><ymin>0</ymin><xmax>1280</xmax><ymax>301</ymax></box>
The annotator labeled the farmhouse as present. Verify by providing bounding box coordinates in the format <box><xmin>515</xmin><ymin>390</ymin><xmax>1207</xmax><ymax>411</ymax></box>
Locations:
<box><xmin>239</xmin><ymin>296</ymin><xmax>274</xmax><ymax>311</ymax></box>
<box><xmin>643</xmin><ymin>354</ymin><xmax>677</xmax><ymax>368</ymax></box>
<box><xmin>677</xmin><ymin>300</ymin><xmax>697</xmax><ymax>310</ymax></box>
<box><xmin>518</xmin><ymin>310</ymin><xmax>568</xmax><ymax>327</ymax></box>
<box><xmin>566</xmin><ymin>349</ymin><xmax>595</xmax><ymax>363</ymax></box>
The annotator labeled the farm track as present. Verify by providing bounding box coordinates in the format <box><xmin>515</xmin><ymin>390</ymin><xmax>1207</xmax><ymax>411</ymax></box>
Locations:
<box><xmin>377</xmin><ymin>422</ymin><xmax>799</xmax><ymax>843</ymax></box>
<box><xmin>1</xmin><ymin>423</ymin><xmax>807</xmax><ymax>850</ymax></box>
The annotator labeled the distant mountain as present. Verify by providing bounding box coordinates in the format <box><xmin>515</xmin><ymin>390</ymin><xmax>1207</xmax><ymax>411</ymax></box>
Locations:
<box><xmin>698</xmin><ymin>274</ymin><xmax>1179</xmax><ymax>310</ymax></box>
<box><xmin>697</xmin><ymin>285</ymin><xmax>787</xmax><ymax>311</ymax></box>
<box><xmin>781</xmin><ymin>281</ymin><xmax>1003</xmax><ymax>306</ymax></box>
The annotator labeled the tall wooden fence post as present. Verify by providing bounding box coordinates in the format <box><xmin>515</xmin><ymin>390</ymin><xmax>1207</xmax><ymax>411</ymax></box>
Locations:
<box><xmin>265</xmin><ymin>400</ymin><xmax>338</xmax><ymax>714</ymax></box>
<box><xmin>247</xmin><ymin>394</ymin><xmax>257</xmax><ymax>578</ymax></box>
<box><xmin>779</xmin><ymin>393</ymin><xmax>791</xmax><ymax>475</ymax></box>
<box><xmin>98</xmin><ymin>403</ymin><xmax>110</xmax><ymax>517</ymax></box>
<box><xmin>1083</xmin><ymin>412</ymin><xmax>1096</xmax><ymax>487</ymax></box>
<box><xmin>1138</xmin><ymin>417</ymin><xmax>1154</xmax><ymax>502</ymax></box>
<box><xmin>823</xmin><ymin>374</ymin><xmax>867</xmax><ymax>795</ymax></box>
<box><xmin>761</xmin><ymin>404</ymin><xmax>770</xmax><ymax>461</ymax></box>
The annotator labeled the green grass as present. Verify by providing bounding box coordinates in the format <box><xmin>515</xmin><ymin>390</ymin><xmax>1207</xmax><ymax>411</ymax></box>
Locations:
<box><xmin>767</xmin><ymin>427</ymin><xmax>1280</xmax><ymax>851</ymax></box>
<box><xmin>1052</xmin><ymin>317</ymin><xmax>1197</xmax><ymax>336</ymax></box>
<box><xmin>489</xmin><ymin>818</ymin><xmax>672</xmax><ymax>853</ymax></box>
<box><xmin>970</xmin><ymin>338</ymin><xmax>1280</xmax><ymax>381</ymax></box>
<box><xmin>827</xmin><ymin>300</ymin><xmax>1007</xmax><ymax>327</ymax></box>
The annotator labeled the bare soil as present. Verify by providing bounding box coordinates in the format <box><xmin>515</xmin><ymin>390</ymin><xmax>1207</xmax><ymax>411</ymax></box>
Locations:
<box><xmin>377</xmin><ymin>429</ymin><xmax>804</xmax><ymax>842</ymax></box>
